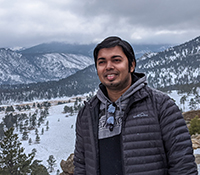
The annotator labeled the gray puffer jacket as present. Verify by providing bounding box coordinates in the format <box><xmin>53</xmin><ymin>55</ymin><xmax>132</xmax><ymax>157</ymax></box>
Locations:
<box><xmin>74</xmin><ymin>73</ymin><xmax>197</xmax><ymax>175</ymax></box>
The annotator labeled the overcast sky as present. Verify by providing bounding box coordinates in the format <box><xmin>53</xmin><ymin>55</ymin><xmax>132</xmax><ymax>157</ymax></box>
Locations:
<box><xmin>0</xmin><ymin>0</ymin><xmax>200</xmax><ymax>48</ymax></box>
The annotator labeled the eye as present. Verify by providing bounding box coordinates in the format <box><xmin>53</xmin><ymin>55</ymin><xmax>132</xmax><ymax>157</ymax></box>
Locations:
<box><xmin>113</xmin><ymin>59</ymin><xmax>121</xmax><ymax>63</ymax></box>
<box><xmin>98</xmin><ymin>60</ymin><xmax>105</xmax><ymax>65</ymax></box>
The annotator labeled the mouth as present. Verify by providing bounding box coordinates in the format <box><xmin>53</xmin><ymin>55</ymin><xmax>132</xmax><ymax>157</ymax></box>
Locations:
<box><xmin>106</xmin><ymin>74</ymin><xmax>117</xmax><ymax>81</ymax></box>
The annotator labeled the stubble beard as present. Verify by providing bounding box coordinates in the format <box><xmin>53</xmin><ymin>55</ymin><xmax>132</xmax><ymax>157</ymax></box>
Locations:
<box><xmin>103</xmin><ymin>75</ymin><xmax>132</xmax><ymax>92</ymax></box>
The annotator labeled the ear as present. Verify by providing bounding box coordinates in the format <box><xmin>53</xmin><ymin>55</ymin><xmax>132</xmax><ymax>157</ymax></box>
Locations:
<box><xmin>130</xmin><ymin>61</ymin><xmax>135</xmax><ymax>73</ymax></box>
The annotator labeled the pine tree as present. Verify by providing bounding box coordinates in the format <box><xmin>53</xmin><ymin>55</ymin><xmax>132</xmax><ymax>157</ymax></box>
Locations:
<box><xmin>46</xmin><ymin>121</ymin><xmax>49</xmax><ymax>131</ymax></box>
<box><xmin>29</xmin><ymin>113</ymin><xmax>37</xmax><ymax>130</ymax></box>
<box><xmin>16</xmin><ymin>105</ymin><xmax>22</xmax><ymax>111</ymax></box>
<box><xmin>37</xmin><ymin>121</ymin><xmax>41</xmax><ymax>127</ymax></box>
<box><xmin>180</xmin><ymin>95</ymin><xmax>187</xmax><ymax>111</ymax></box>
<box><xmin>19</xmin><ymin>122</ymin><xmax>24</xmax><ymax>133</ymax></box>
<box><xmin>5</xmin><ymin>106</ymin><xmax>15</xmax><ymax>113</ymax></box>
<box><xmin>0</xmin><ymin>127</ymin><xmax>34</xmax><ymax>174</ymax></box>
<box><xmin>47</xmin><ymin>155</ymin><xmax>56</xmax><ymax>173</ymax></box>
<box><xmin>195</xmin><ymin>94</ymin><xmax>200</xmax><ymax>109</ymax></box>
<box><xmin>41</xmin><ymin>128</ymin><xmax>44</xmax><ymax>135</ymax></box>
<box><xmin>31</xmin><ymin>148</ymin><xmax>37</xmax><ymax>156</ymax></box>
<box><xmin>22</xmin><ymin>131</ymin><xmax>29</xmax><ymax>140</ymax></box>
<box><xmin>64</xmin><ymin>105</ymin><xmax>70</xmax><ymax>113</ymax></box>
<box><xmin>3</xmin><ymin>113</ymin><xmax>16</xmax><ymax>129</ymax></box>
<box><xmin>46</xmin><ymin>125</ymin><xmax>49</xmax><ymax>131</ymax></box>
<box><xmin>29</xmin><ymin>138</ymin><xmax>32</xmax><ymax>145</ymax></box>
<box><xmin>0</xmin><ymin>123</ymin><xmax>4</xmax><ymax>139</ymax></box>
<box><xmin>24</xmin><ymin>119</ymin><xmax>29</xmax><ymax>126</ymax></box>
<box><xmin>35</xmin><ymin>134</ymin><xmax>40</xmax><ymax>144</ymax></box>
<box><xmin>30</xmin><ymin>149</ymin><xmax>49</xmax><ymax>174</ymax></box>
<box><xmin>26</xmin><ymin>104</ymin><xmax>30</xmax><ymax>110</ymax></box>
<box><xmin>75</xmin><ymin>98</ymin><xmax>78</xmax><ymax>106</ymax></box>
<box><xmin>69</xmin><ymin>106</ymin><xmax>74</xmax><ymax>116</ymax></box>
<box><xmin>30</xmin><ymin>160</ymin><xmax>49</xmax><ymax>175</ymax></box>
<box><xmin>44</xmin><ymin>107</ymin><xmax>49</xmax><ymax>115</ymax></box>
<box><xmin>56</xmin><ymin>169</ymin><xmax>60</xmax><ymax>175</ymax></box>
<box><xmin>35</xmin><ymin>128</ymin><xmax>38</xmax><ymax>135</ymax></box>
<box><xmin>189</xmin><ymin>98</ymin><xmax>197</xmax><ymax>110</ymax></box>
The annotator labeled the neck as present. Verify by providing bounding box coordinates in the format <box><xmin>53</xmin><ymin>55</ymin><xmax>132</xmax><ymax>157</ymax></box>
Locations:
<box><xmin>107</xmin><ymin>85</ymin><xmax>131</xmax><ymax>102</ymax></box>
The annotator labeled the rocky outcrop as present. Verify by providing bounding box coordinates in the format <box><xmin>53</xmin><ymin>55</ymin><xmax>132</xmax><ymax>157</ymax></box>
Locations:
<box><xmin>190</xmin><ymin>133</ymin><xmax>200</xmax><ymax>166</ymax></box>
<box><xmin>195</xmin><ymin>154</ymin><xmax>200</xmax><ymax>165</ymax></box>
<box><xmin>191</xmin><ymin>134</ymin><xmax>200</xmax><ymax>149</ymax></box>
<box><xmin>183</xmin><ymin>110</ymin><xmax>200</xmax><ymax>122</ymax></box>
<box><xmin>60</xmin><ymin>153</ymin><xmax>74</xmax><ymax>175</ymax></box>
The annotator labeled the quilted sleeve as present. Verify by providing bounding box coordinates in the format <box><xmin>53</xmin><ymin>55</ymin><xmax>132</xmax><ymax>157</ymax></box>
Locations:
<box><xmin>74</xmin><ymin>107</ymin><xmax>86</xmax><ymax>175</ymax></box>
<box><xmin>158</xmin><ymin>93</ymin><xmax>198</xmax><ymax>175</ymax></box>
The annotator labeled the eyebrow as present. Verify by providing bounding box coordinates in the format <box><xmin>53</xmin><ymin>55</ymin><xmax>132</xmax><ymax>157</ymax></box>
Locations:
<box><xmin>97</xmin><ymin>57</ymin><xmax>105</xmax><ymax>61</ymax></box>
<box><xmin>97</xmin><ymin>55</ymin><xmax>122</xmax><ymax>61</ymax></box>
<box><xmin>112</xmin><ymin>55</ymin><xmax>122</xmax><ymax>59</ymax></box>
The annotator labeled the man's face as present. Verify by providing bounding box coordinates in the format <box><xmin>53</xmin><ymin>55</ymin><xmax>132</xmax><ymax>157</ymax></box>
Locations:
<box><xmin>96</xmin><ymin>46</ymin><xmax>135</xmax><ymax>92</ymax></box>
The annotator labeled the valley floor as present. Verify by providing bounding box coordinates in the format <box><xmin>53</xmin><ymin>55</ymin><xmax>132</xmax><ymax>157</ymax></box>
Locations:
<box><xmin>0</xmin><ymin>91</ymin><xmax>200</xmax><ymax>174</ymax></box>
<box><xmin>19</xmin><ymin>102</ymin><xmax>77</xmax><ymax>173</ymax></box>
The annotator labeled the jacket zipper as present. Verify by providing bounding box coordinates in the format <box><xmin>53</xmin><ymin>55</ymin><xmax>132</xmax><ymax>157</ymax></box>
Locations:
<box><xmin>88</xmin><ymin>100</ymin><xmax>100</xmax><ymax>175</ymax></box>
<box><xmin>121</xmin><ymin>117</ymin><xmax>126</xmax><ymax>175</ymax></box>
<box><xmin>120</xmin><ymin>96</ymin><xmax>140</xmax><ymax>175</ymax></box>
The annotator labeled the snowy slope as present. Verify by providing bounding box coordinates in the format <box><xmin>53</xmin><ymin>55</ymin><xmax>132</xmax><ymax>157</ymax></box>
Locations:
<box><xmin>0</xmin><ymin>95</ymin><xmax>82</xmax><ymax>173</ymax></box>
<box><xmin>0</xmin><ymin>48</ymin><xmax>94</xmax><ymax>85</ymax></box>
<box><xmin>168</xmin><ymin>90</ymin><xmax>200</xmax><ymax>112</ymax></box>
<box><xmin>0</xmin><ymin>90</ymin><xmax>200</xmax><ymax>174</ymax></box>
<box><xmin>18</xmin><ymin>102</ymin><xmax>77</xmax><ymax>173</ymax></box>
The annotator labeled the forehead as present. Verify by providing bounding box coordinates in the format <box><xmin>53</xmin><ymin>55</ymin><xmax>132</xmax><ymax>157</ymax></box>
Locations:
<box><xmin>97</xmin><ymin>46</ymin><xmax>126</xmax><ymax>58</ymax></box>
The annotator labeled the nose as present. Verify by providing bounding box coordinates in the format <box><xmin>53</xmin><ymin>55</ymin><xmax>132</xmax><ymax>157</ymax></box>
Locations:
<box><xmin>106</xmin><ymin>61</ymin><xmax>114</xmax><ymax>70</ymax></box>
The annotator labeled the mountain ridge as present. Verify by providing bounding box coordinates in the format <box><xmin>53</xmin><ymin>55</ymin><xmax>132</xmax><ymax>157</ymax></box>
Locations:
<box><xmin>0</xmin><ymin>48</ymin><xmax>94</xmax><ymax>85</ymax></box>
<box><xmin>0</xmin><ymin>36</ymin><xmax>199</xmax><ymax>103</ymax></box>
<box><xmin>136</xmin><ymin>36</ymin><xmax>200</xmax><ymax>88</ymax></box>
<box><xmin>0</xmin><ymin>42</ymin><xmax>170</xmax><ymax>85</ymax></box>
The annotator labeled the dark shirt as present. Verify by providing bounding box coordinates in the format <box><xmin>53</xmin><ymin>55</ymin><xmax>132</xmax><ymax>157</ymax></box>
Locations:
<box><xmin>99</xmin><ymin>134</ymin><xmax>123</xmax><ymax>175</ymax></box>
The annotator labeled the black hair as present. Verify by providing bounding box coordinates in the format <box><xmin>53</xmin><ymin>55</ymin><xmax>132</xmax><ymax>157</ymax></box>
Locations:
<box><xmin>93</xmin><ymin>36</ymin><xmax>136</xmax><ymax>72</ymax></box>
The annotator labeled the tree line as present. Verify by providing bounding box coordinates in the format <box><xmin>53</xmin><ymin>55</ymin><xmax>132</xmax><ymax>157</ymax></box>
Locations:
<box><xmin>0</xmin><ymin>127</ymin><xmax>59</xmax><ymax>174</ymax></box>
<box><xmin>0</xmin><ymin>98</ymin><xmax>86</xmax><ymax>174</ymax></box>
<box><xmin>0</xmin><ymin>101</ymin><xmax>60</xmax><ymax>174</ymax></box>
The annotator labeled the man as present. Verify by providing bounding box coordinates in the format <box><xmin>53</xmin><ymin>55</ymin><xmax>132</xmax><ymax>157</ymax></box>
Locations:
<box><xmin>74</xmin><ymin>36</ymin><xmax>197</xmax><ymax>175</ymax></box>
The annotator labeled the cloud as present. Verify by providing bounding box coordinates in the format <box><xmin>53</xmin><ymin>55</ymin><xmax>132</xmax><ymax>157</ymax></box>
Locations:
<box><xmin>0</xmin><ymin>0</ymin><xmax>200</xmax><ymax>47</ymax></box>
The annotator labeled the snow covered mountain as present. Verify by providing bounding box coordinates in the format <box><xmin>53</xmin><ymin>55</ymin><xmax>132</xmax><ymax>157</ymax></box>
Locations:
<box><xmin>135</xmin><ymin>36</ymin><xmax>200</xmax><ymax>89</ymax></box>
<box><xmin>0</xmin><ymin>42</ymin><xmax>170</xmax><ymax>85</ymax></box>
<box><xmin>0</xmin><ymin>47</ymin><xmax>94</xmax><ymax>85</ymax></box>
<box><xmin>0</xmin><ymin>36</ymin><xmax>199</xmax><ymax>104</ymax></box>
